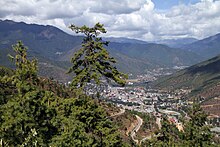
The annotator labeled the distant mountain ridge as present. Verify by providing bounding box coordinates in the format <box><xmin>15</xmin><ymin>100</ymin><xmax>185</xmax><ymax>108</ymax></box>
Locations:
<box><xmin>106</xmin><ymin>37</ymin><xmax>148</xmax><ymax>44</ymax></box>
<box><xmin>0</xmin><ymin>20</ymin><xmax>84</xmax><ymax>81</ymax></box>
<box><xmin>152</xmin><ymin>38</ymin><xmax>198</xmax><ymax>48</ymax></box>
<box><xmin>0</xmin><ymin>20</ymin><xmax>204</xmax><ymax>81</ymax></box>
<box><xmin>182</xmin><ymin>33</ymin><xmax>220</xmax><ymax>59</ymax></box>
<box><xmin>0</xmin><ymin>19</ymin><xmax>83</xmax><ymax>60</ymax></box>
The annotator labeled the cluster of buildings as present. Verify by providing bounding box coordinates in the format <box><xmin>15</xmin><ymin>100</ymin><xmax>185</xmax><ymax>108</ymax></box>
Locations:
<box><xmin>102</xmin><ymin>84</ymin><xmax>188</xmax><ymax>131</ymax></box>
<box><xmin>102</xmin><ymin>85</ymin><xmax>189</xmax><ymax>113</ymax></box>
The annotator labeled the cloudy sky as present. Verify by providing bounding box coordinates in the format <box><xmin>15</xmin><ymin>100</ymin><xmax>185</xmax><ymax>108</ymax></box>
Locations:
<box><xmin>0</xmin><ymin>0</ymin><xmax>220</xmax><ymax>41</ymax></box>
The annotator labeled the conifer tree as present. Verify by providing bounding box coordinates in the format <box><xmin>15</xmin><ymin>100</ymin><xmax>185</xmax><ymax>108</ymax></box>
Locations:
<box><xmin>67</xmin><ymin>23</ymin><xmax>127</xmax><ymax>88</ymax></box>
<box><xmin>183</xmin><ymin>103</ymin><xmax>214</xmax><ymax>146</ymax></box>
<box><xmin>51</xmin><ymin>96</ymin><xmax>124</xmax><ymax>147</ymax></box>
<box><xmin>8</xmin><ymin>41</ymin><xmax>38</xmax><ymax>95</ymax></box>
<box><xmin>0</xmin><ymin>41</ymin><xmax>57</xmax><ymax>146</ymax></box>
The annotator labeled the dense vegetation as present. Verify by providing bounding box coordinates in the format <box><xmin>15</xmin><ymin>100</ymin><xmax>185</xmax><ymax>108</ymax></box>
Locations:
<box><xmin>0</xmin><ymin>40</ymin><xmax>125</xmax><ymax>146</ymax></box>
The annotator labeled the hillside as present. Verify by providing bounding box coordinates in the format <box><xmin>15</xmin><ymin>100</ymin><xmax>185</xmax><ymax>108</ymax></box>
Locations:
<box><xmin>153</xmin><ymin>55</ymin><xmax>220</xmax><ymax>115</ymax></box>
<box><xmin>0</xmin><ymin>20</ymin><xmax>203</xmax><ymax>81</ymax></box>
<box><xmin>183</xmin><ymin>33</ymin><xmax>220</xmax><ymax>59</ymax></box>
<box><xmin>60</xmin><ymin>42</ymin><xmax>203</xmax><ymax>74</ymax></box>
<box><xmin>0</xmin><ymin>19</ymin><xmax>83</xmax><ymax>60</ymax></box>
<box><xmin>108</xmin><ymin>42</ymin><xmax>202</xmax><ymax>68</ymax></box>
<box><xmin>0</xmin><ymin>20</ymin><xmax>83</xmax><ymax>82</ymax></box>
<box><xmin>154</xmin><ymin>55</ymin><xmax>220</xmax><ymax>89</ymax></box>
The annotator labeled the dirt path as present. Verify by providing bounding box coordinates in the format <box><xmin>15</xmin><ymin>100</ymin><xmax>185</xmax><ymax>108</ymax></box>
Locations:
<box><xmin>156</xmin><ymin>117</ymin><xmax>161</xmax><ymax>130</ymax></box>
<box><xmin>202</xmin><ymin>104</ymin><xmax>220</xmax><ymax>108</ymax></box>
<box><xmin>110</xmin><ymin>108</ymin><xmax>125</xmax><ymax>117</ymax></box>
<box><xmin>140</xmin><ymin>134</ymin><xmax>152</xmax><ymax>144</ymax></box>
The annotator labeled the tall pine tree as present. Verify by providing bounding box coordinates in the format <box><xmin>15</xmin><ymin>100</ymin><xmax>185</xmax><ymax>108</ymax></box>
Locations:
<box><xmin>67</xmin><ymin>23</ymin><xmax>127</xmax><ymax>88</ymax></box>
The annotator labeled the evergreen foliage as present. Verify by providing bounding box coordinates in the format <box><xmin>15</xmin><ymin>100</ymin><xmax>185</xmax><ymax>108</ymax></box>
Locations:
<box><xmin>68</xmin><ymin>23</ymin><xmax>127</xmax><ymax>88</ymax></box>
<box><xmin>51</xmin><ymin>96</ymin><xmax>123</xmax><ymax>147</ymax></box>
<box><xmin>0</xmin><ymin>41</ymin><xmax>58</xmax><ymax>146</ymax></box>
<box><xmin>0</xmin><ymin>41</ymin><xmax>124</xmax><ymax>146</ymax></box>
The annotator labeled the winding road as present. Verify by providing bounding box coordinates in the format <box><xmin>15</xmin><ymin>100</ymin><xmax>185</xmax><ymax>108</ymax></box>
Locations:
<box><xmin>110</xmin><ymin>109</ymin><xmax>154</xmax><ymax>144</ymax></box>
<box><xmin>130</xmin><ymin>115</ymin><xmax>143</xmax><ymax>144</ymax></box>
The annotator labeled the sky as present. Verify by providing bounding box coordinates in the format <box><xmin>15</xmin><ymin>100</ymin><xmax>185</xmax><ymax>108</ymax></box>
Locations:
<box><xmin>0</xmin><ymin>0</ymin><xmax>220</xmax><ymax>41</ymax></box>
<box><xmin>153</xmin><ymin>0</ymin><xmax>200</xmax><ymax>9</ymax></box>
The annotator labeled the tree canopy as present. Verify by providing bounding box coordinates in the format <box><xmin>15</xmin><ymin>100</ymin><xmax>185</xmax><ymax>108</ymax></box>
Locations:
<box><xmin>67</xmin><ymin>23</ymin><xmax>127</xmax><ymax>88</ymax></box>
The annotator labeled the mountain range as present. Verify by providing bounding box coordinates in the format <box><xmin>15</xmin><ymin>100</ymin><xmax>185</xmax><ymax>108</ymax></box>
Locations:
<box><xmin>1</xmin><ymin>20</ymin><xmax>219</xmax><ymax>82</ymax></box>
<box><xmin>151</xmin><ymin>38</ymin><xmax>198</xmax><ymax>48</ymax></box>
<box><xmin>181</xmin><ymin>33</ymin><xmax>220</xmax><ymax>59</ymax></box>
<box><xmin>155</xmin><ymin>33</ymin><xmax>220</xmax><ymax>60</ymax></box>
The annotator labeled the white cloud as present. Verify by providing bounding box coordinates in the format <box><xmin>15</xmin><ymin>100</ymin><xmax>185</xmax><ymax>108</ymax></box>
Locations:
<box><xmin>162</xmin><ymin>0</ymin><xmax>220</xmax><ymax>39</ymax></box>
<box><xmin>0</xmin><ymin>0</ymin><xmax>220</xmax><ymax>41</ymax></box>
<box><xmin>88</xmin><ymin>0</ymin><xmax>146</xmax><ymax>14</ymax></box>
